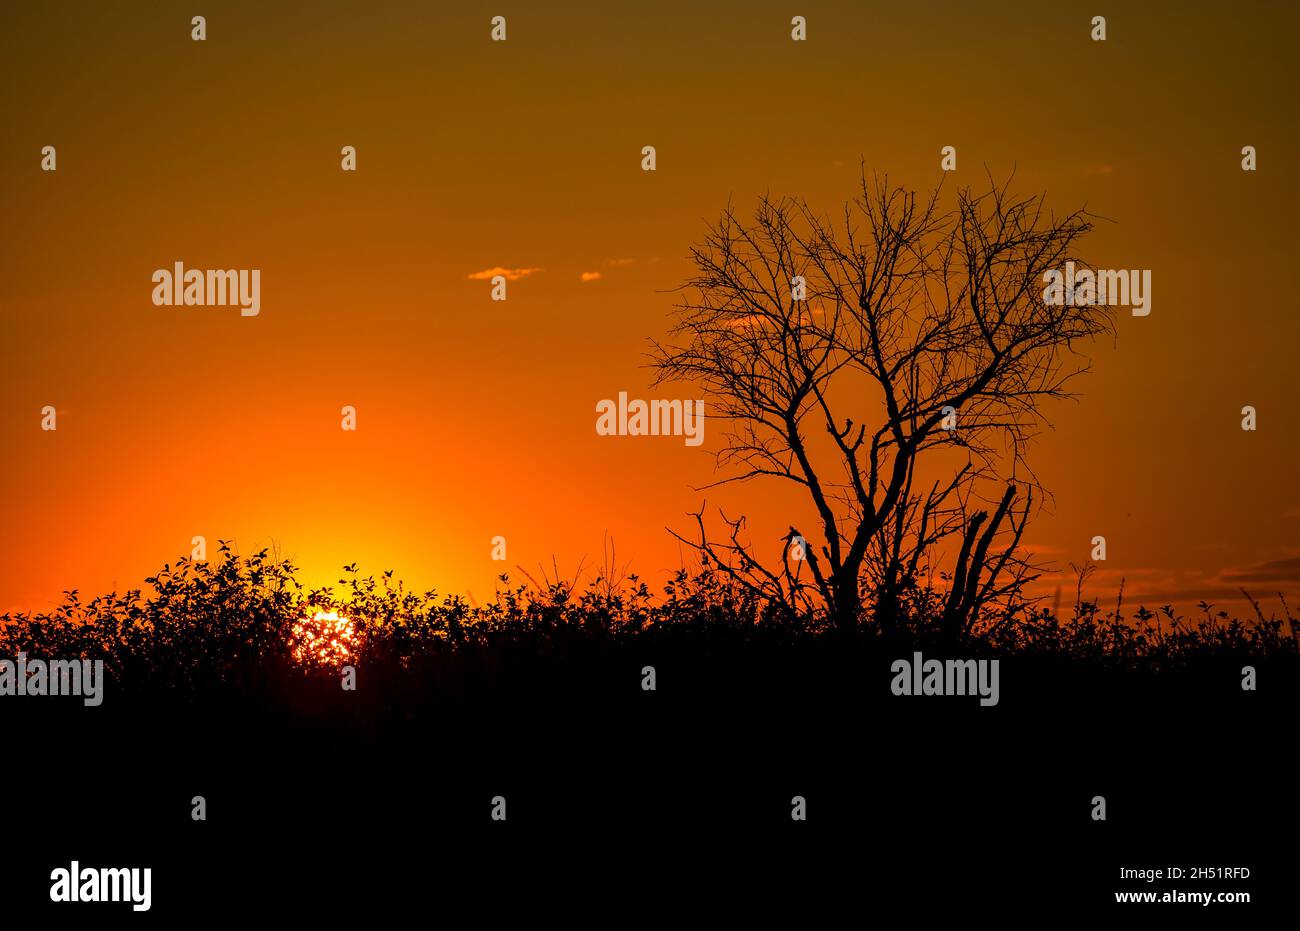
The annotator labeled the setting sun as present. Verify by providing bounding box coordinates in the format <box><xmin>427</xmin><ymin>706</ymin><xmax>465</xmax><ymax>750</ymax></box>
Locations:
<box><xmin>289</xmin><ymin>610</ymin><xmax>357</xmax><ymax>665</ymax></box>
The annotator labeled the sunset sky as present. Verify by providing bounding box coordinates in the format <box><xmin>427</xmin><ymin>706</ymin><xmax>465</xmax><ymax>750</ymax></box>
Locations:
<box><xmin>2</xmin><ymin>1</ymin><xmax>1298</xmax><ymax>615</ymax></box>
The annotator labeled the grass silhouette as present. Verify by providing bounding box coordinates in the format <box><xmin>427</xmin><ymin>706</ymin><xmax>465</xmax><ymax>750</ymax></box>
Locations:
<box><xmin>2</xmin><ymin>540</ymin><xmax>1295</xmax><ymax>705</ymax></box>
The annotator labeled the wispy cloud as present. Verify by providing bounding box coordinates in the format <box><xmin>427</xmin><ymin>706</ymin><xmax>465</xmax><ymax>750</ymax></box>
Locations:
<box><xmin>467</xmin><ymin>266</ymin><xmax>542</xmax><ymax>281</ymax></box>
<box><xmin>606</xmin><ymin>258</ymin><xmax>635</xmax><ymax>266</ymax></box>
<box><xmin>1047</xmin><ymin>556</ymin><xmax>1300</xmax><ymax>608</ymax></box>
<box><xmin>1020</xmin><ymin>542</ymin><xmax>1065</xmax><ymax>556</ymax></box>
<box><xmin>1220</xmin><ymin>557</ymin><xmax>1300</xmax><ymax>585</ymax></box>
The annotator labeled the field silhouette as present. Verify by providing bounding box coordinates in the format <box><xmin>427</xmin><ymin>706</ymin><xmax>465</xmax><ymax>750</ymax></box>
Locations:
<box><xmin>2</xmin><ymin>540</ymin><xmax>1295</xmax><ymax>709</ymax></box>
<box><xmin>4</xmin><ymin>540</ymin><xmax>1295</xmax><ymax>921</ymax></box>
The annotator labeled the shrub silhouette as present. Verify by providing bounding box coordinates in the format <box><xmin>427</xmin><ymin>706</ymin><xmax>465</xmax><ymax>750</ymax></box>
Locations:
<box><xmin>1</xmin><ymin>541</ymin><xmax>1295</xmax><ymax>703</ymax></box>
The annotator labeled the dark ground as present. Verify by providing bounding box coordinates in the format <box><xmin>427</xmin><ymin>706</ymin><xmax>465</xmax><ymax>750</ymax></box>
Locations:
<box><xmin>2</xmin><ymin>642</ymin><xmax>1293</xmax><ymax>922</ymax></box>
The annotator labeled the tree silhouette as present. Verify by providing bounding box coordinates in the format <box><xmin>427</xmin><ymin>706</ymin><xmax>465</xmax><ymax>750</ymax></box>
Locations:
<box><xmin>653</xmin><ymin>170</ymin><xmax>1115</xmax><ymax>639</ymax></box>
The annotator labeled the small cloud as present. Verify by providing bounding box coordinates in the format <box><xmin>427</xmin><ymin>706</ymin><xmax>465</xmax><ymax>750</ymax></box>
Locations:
<box><xmin>1284</xmin><ymin>507</ymin><xmax>1300</xmax><ymax>519</ymax></box>
<box><xmin>606</xmin><ymin>258</ymin><xmax>635</xmax><ymax>266</ymax></box>
<box><xmin>580</xmin><ymin>272</ymin><xmax>602</xmax><ymax>282</ymax></box>
<box><xmin>1085</xmin><ymin>164</ymin><xmax>1114</xmax><ymax>176</ymax></box>
<box><xmin>467</xmin><ymin>266</ymin><xmax>542</xmax><ymax>281</ymax></box>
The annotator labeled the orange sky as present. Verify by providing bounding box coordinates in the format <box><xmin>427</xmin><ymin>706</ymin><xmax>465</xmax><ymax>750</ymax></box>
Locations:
<box><xmin>2</xmin><ymin>1</ymin><xmax>1298</xmax><ymax>615</ymax></box>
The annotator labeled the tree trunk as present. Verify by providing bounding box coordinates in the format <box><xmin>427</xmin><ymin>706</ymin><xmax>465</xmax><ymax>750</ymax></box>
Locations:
<box><xmin>832</xmin><ymin>563</ymin><xmax>863</xmax><ymax>631</ymax></box>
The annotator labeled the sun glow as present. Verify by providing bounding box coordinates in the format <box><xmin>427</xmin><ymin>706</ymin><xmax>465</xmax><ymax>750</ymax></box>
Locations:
<box><xmin>290</xmin><ymin>610</ymin><xmax>358</xmax><ymax>665</ymax></box>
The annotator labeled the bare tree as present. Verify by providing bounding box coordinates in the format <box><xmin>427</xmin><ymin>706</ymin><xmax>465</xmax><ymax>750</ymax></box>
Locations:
<box><xmin>652</xmin><ymin>170</ymin><xmax>1114</xmax><ymax>640</ymax></box>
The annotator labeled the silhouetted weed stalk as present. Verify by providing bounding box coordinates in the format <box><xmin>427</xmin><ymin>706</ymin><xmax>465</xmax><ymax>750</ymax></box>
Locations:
<box><xmin>1</xmin><ymin>541</ymin><xmax>1295</xmax><ymax>692</ymax></box>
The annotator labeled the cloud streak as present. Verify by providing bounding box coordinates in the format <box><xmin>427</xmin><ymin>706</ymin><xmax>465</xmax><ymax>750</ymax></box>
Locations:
<box><xmin>467</xmin><ymin>266</ymin><xmax>542</xmax><ymax>281</ymax></box>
